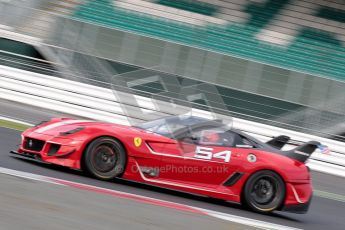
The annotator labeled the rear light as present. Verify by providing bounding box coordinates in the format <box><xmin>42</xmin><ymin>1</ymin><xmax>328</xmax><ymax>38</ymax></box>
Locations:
<box><xmin>306</xmin><ymin>165</ymin><xmax>311</xmax><ymax>180</ymax></box>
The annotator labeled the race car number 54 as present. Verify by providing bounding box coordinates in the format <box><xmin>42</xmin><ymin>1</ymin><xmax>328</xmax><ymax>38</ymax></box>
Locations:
<box><xmin>194</xmin><ymin>146</ymin><xmax>231</xmax><ymax>162</ymax></box>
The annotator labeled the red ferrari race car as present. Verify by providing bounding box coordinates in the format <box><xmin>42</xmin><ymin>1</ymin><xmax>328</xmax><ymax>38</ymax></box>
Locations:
<box><xmin>11</xmin><ymin>115</ymin><xmax>320</xmax><ymax>213</ymax></box>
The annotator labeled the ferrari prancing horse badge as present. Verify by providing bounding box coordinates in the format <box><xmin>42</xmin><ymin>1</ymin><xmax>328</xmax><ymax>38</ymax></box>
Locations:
<box><xmin>134</xmin><ymin>137</ymin><xmax>142</xmax><ymax>147</ymax></box>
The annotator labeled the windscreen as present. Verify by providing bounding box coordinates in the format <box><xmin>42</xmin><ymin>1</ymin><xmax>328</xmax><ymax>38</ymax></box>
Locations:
<box><xmin>135</xmin><ymin>115</ymin><xmax>229</xmax><ymax>138</ymax></box>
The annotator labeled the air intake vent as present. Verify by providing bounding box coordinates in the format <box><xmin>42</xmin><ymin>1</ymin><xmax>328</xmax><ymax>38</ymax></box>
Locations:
<box><xmin>48</xmin><ymin>144</ymin><xmax>60</xmax><ymax>156</ymax></box>
<box><xmin>223</xmin><ymin>172</ymin><xmax>244</xmax><ymax>186</ymax></box>
<box><xmin>24</xmin><ymin>138</ymin><xmax>45</xmax><ymax>152</ymax></box>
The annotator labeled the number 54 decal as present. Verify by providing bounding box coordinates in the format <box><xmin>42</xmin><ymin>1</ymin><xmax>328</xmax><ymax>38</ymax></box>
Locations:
<box><xmin>195</xmin><ymin>146</ymin><xmax>231</xmax><ymax>162</ymax></box>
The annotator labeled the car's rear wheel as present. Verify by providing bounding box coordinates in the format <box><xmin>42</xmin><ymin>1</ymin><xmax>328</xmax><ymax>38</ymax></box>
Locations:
<box><xmin>243</xmin><ymin>170</ymin><xmax>285</xmax><ymax>213</ymax></box>
<box><xmin>83</xmin><ymin>137</ymin><xmax>126</xmax><ymax>180</ymax></box>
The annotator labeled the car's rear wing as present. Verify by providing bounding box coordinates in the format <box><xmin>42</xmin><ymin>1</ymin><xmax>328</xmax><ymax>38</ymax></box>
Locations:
<box><xmin>282</xmin><ymin>141</ymin><xmax>321</xmax><ymax>163</ymax></box>
<box><xmin>266</xmin><ymin>135</ymin><xmax>290</xmax><ymax>150</ymax></box>
<box><xmin>266</xmin><ymin>136</ymin><xmax>321</xmax><ymax>163</ymax></box>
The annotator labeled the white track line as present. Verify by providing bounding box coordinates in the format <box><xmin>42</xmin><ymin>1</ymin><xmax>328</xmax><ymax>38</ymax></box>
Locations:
<box><xmin>0</xmin><ymin>116</ymin><xmax>33</xmax><ymax>126</ymax></box>
<box><xmin>0</xmin><ymin>166</ymin><xmax>301</xmax><ymax>230</ymax></box>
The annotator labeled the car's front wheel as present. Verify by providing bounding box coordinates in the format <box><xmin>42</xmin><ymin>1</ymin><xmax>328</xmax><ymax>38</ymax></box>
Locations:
<box><xmin>243</xmin><ymin>170</ymin><xmax>285</xmax><ymax>213</ymax></box>
<box><xmin>83</xmin><ymin>137</ymin><xmax>126</xmax><ymax>180</ymax></box>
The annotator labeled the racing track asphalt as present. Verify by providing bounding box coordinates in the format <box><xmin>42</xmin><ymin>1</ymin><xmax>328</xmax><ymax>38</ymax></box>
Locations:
<box><xmin>1</xmin><ymin>99</ymin><xmax>345</xmax><ymax>230</ymax></box>
<box><xmin>0</xmin><ymin>172</ymin><xmax>255</xmax><ymax>230</ymax></box>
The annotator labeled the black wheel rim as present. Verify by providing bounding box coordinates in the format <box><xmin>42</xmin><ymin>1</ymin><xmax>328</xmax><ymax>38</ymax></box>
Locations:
<box><xmin>91</xmin><ymin>144</ymin><xmax>118</xmax><ymax>173</ymax></box>
<box><xmin>250</xmin><ymin>176</ymin><xmax>277</xmax><ymax>205</ymax></box>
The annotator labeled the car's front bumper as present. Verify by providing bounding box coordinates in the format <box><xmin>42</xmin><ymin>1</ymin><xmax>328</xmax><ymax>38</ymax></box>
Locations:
<box><xmin>10</xmin><ymin>150</ymin><xmax>51</xmax><ymax>164</ymax></box>
<box><xmin>13</xmin><ymin>132</ymin><xmax>84</xmax><ymax>169</ymax></box>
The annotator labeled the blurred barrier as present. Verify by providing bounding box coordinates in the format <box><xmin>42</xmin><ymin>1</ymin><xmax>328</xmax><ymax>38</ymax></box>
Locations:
<box><xmin>1</xmin><ymin>64</ymin><xmax>345</xmax><ymax>177</ymax></box>
<box><xmin>2</xmin><ymin>1</ymin><xmax>345</xmax><ymax>141</ymax></box>
<box><xmin>2</xmin><ymin>0</ymin><xmax>345</xmax><ymax>118</ymax></box>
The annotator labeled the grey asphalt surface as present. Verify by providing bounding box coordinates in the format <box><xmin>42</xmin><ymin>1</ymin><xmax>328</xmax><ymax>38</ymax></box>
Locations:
<box><xmin>1</xmin><ymin>99</ymin><xmax>345</xmax><ymax>230</ymax></box>
<box><xmin>0</xmin><ymin>173</ymin><xmax>254</xmax><ymax>230</ymax></box>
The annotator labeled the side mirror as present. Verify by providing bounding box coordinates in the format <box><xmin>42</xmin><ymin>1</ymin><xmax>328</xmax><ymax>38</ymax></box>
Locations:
<box><xmin>190</xmin><ymin>135</ymin><xmax>199</xmax><ymax>141</ymax></box>
<box><xmin>181</xmin><ymin>136</ymin><xmax>199</xmax><ymax>144</ymax></box>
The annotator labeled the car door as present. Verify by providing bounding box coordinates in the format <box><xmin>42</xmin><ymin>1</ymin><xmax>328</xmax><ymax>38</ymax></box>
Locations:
<box><xmin>158</xmin><ymin>127</ymin><xmax>242</xmax><ymax>188</ymax></box>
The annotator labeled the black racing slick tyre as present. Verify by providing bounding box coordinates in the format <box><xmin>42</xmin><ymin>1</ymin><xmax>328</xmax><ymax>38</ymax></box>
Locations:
<box><xmin>243</xmin><ymin>170</ymin><xmax>285</xmax><ymax>213</ymax></box>
<box><xmin>83</xmin><ymin>137</ymin><xmax>126</xmax><ymax>180</ymax></box>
